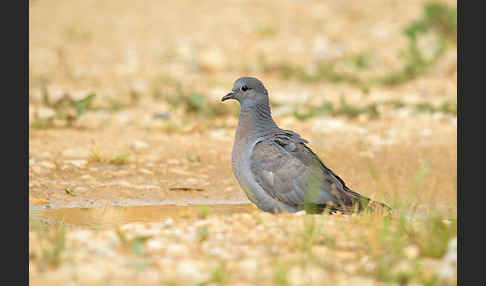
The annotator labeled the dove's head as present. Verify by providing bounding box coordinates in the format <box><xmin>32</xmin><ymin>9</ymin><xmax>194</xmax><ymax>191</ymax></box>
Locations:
<box><xmin>222</xmin><ymin>77</ymin><xmax>269</xmax><ymax>108</ymax></box>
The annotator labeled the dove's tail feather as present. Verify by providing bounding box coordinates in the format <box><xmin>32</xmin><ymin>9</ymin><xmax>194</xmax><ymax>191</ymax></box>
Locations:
<box><xmin>302</xmin><ymin>196</ymin><xmax>391</xmax><ymax>215</ymax></box>
<box><xmin>300</xmin><ymin>187</ymin><xmax>391</xmax><ymax>214</ymax></box>
<box><xmin>342</xmin><ymin>187</ymin><xmax>392</xmax><ymax>214</ymax></box>
<box><xmin>300</xmin><ymin>187</ymin><xmax>392</xmax><ymax>215</ymax></box>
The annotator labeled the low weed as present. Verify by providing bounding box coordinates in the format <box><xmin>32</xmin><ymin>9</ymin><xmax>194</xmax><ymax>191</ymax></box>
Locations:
<box><xmin>155</xmin><ymin>76</ymin><xmax>233</xmax><ymax>121</ymax></box>
<box><xmin>112</xmin><ymin>153</ymin><xmax>129</xmax><ymax>165</ymax></box>
<box><xmin>292</xmin><ymin>98</ymin><xmax>456</xmax><ymax>121</ymax></box>
<box><xmin>29</xmin><ymin>215</ymin><xmax>67</xmax><ymax>270</ymax></box>
<box><xmin>31</xmin><ymin>91</ymin><xmax>96</xmax><ymax>129</ymax></box>
<box><xmin>115</xmin><ymin>228</ymin><xmax>151</xmax><ymax>256</ymax></box>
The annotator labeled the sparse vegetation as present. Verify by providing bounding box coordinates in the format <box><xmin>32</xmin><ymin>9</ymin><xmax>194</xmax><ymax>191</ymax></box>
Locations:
<box><xmin>198</xmin><ymin>205</ymin><xmax>211</xmax><ymax>218</ymax></box>
<box><xmin>292</xmin><ymin>98</ymin><xmax>456</xmax><ymax>121</ymax></box>
<box><xmin>268</xmin><ymin>1</ymin><xmax>456</xmax><ymax>90</ymax></box>
<box><xmin>255</xmin><ymin>23</ymin><xmax>279</xmax><ymax>38</ymax></box>
<box><xmin>64</xmin><ymin>188</ymin><xmax>76</xmax><ymax>197</ymax></box>
<box><xmin>154</xmin><ymin>76</ymin><xmax>234</xmax><ymax>123</ymax></box>
<box><xmin>88</xmin><ymin>143</ymin><xmax>131</xmax><ymax>166</ymax></box>
<box><xmin>358</xmin><ymin>214</ymin><xmax>456</xmax><ymax>285</ymax></box>
<box><xmin>29</xmin><ymin>215</ymin><xmax>67</xmax><ymax>270</ymax></box>
<box><xmin>31</xmin><ymin>91</ymin><xmax>96</xmax><ymax>129</ymax></box>
<box><xmin>116</xmin><ymin>228</ymin><xmax>152</xmax><ymax>256</ymax></box>
<box><xmin>200</xmin><ymin>263</ymin><xmax>228</xmax><ymax>285</ymax></box>
<box><xmin>273</xmin><ymin>259</ymin><xmax>289</xmax><ymax>286</ymax></box>
<box><xmin>378</xmin><ymin>2</ymin><xmax>456</xmax><ymax>86</ymax></box>
<box><xmin>112</xmin><ymin>153</ymin><xmax>129</xmax><ymax>165</ymax></box>
<box><xmin>197</xmin><ymin>225</ymin><xmax>210</xmax><ymax>241</ymax></box>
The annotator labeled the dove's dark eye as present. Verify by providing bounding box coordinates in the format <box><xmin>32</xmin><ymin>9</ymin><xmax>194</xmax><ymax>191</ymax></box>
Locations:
<box><xmin>241</xmin><ymin>85</ymin><xmax>248</xmax><ymax>92</ymax></box>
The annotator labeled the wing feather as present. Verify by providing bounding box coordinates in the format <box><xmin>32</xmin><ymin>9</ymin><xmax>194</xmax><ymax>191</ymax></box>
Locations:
<box><xmin>250</xmin><ymin>132</ymin><xmax>359</xmax><ymax>211</ymax></box>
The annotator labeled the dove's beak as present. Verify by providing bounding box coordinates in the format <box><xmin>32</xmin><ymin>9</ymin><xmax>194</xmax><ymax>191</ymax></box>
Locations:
<box><xmin>221</xmin><ymin>91</ymin><xmax>236</xmax><ymax>102</ymax></box>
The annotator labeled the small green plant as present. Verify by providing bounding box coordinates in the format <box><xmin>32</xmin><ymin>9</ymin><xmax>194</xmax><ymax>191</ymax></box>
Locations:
<box><xmin>414</xmin><ymin>101</ymin><xmax>457</xmax><ymax>115</ymax></box>
<box><xmin>73</xmin><ymin>93</ymin><xmax>96</xmax><ymax>117</ymax></box>
<box><xmin>41</xmin><ymin>227</ymin><xmax>67</xmax><ymax>268</ymax></box>
<box><xmin>209</xmin><ymin>263</ymin><xmax>228</xmax><ymax>284</ymax></box>
<box><xmin>197</xmin><ymin>225</ymin><xmax>210</xmax><ymax>241</ymax></box>
<box><xmin>439</xmin><ymin>101</ymin><xmax>457</xmax><ymax>114</ymax></box>
<box><xmin>115</xmin><ymin>228</ymin><xmax>152</xmax><ymax>256</ymax></box>
<box><xmin>354</xmin><ymin>52</ymin><xmax>372</xmax><ymax>69</ymax></box>
<box><xmin>386</xmin><ymin>100</ymin><xmax>407</xmax><ymax>109</ymax></box>
<box><xmin>131</xmin><ymin>235</ymin><xmax>151</xmax><ymax>255</ymax></box>
<box><xmin>334</xmin><ymin>97</ymin><xmax>379</xmax><ymax>118</ymax></box>
<box><xmin>155</xmin><ymin>75</ymin><xmax>232</xmax><ymax>121</ymax></box>
<box><xmin>198</xmin><ymin>263</ymin><xmax>228</xmax><ymax>286</ymax></box>
<box><xmin>274</xmin><ymin>259</ymin><xmax>289</xmax><ymax>286</ymax></box>
<box><xmin>185</xmin><ymin>93</ymin><xmax>205</xmax><ymax>112</ymax></box>
<box><xmin>89</xmin><ymin>149</ymin><xmax>105</xmax><ymax>163</ymax></box>
<box><xmin>184</xmin><ymin>93</ymin><xmax>232</xmax><ymax>119</ymax></box>
<box><xmin>409</xmin><ymin>215</ymin><xmax>457</xmax><ymax>258</ymax></box>
<box><xmin>107</xmin><ymin>96</ymin><xmax>124</xmax><ymax>111</ymax></box>
<box><xmin>64</xmin><ymin>188</ymin><xmax>76</xmax><ymax>197</ymax></box>
<box><xmin>31</xmin><ymin>219</ymin><xmax>67</xmax><ymax>270</ymax></box>
<box><xmin>255</xmin><ymin>23</ymin><xmax>278</xmax><ymax>37</ymax></box>
<box><xmin>364</xmin><ymin>216</ymin><xmax>410</xmax><ymax>282</ymax></box>
<box><xmin>415</xmin><ymin>103</ymin><xmax>435</xmax><ymax>113</ymax></box>
<box><xmin>116</xmin><ymin>228</ymin><xmax>128</xmax><ymax>245</ymax></box>
<box><xmin>410</xmin><ymin>2</ymin><xmax>457</xmax><ymax>43</ymax></box>
<box><xmin>129</xmin><ymin>89</ymin><xmax>141</xmax><ymax>104</ymax></box>
<box><xmin>31</xmin><ymin>92</ymin><xmax>97</xmax><ymax>128</ymax></box>
<box><xmin>411</xmin><ymin>159</ymin><xmax>431</xmax><ymax>197</ymax></box>
<box><xmin>187</xmin><ymin>154</ymin><xmax>201</xmax><ymax>163</ymax></box>
<box><xmin>197</xmin><ymin>206</ymin><xmax>211</xmax><ymax>218</ymax></box>
<box><xmin>88</xmin><ymin>140</ymin><xmax>108</xmax><ymax>163</ymax></box>
<box><xmin>292</xmin><ymin>97</ymin><xmax>379</xmax><ymax>121</ymax></box>
<box><xmin>300</xmin><ymin>217</ymin><xmax>322</xmax><ymax>253</ymax></box>
<box><xmin>252</xmin><ymin>213</ymin><xmax>264</xmax><ymax>225</ymax></box>
<box><xmin>112</xmin><ymin>153</ymin><xmax>129</xmax><ymax>165</ymax></box>
<box><xmin>293</xmin><ymin>101</ymin><xmax>334</xmax><ymax>121</ymax></box>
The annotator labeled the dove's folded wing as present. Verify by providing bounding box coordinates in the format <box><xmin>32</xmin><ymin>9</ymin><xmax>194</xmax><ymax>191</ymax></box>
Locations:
<box><xmin>249</xmin><ymin>132</ymin><xmax>362</xmax><ymax>211</ymax></box>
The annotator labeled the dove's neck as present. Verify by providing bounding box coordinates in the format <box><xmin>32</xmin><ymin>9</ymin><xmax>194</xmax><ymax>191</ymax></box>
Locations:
<box><xmin>235</xmin><ymin>103</ymin><xmax>279</xmax><ymax>143</ymax></box>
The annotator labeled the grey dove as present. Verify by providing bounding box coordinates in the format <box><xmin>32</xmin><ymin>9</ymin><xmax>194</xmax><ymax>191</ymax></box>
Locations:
<box><xmin>222</xmin><ymin>77</ymin><xmax>391</xmax><ymax>214</ymax></box>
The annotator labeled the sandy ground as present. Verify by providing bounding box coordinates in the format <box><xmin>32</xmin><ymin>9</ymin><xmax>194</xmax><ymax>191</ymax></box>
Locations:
<box><xmin>29</xmin><ymin>0</ymin><xmax>457</xmax><ymax>285</ymax></box>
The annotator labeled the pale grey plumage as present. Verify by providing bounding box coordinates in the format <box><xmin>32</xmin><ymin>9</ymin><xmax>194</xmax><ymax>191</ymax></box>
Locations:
<box><xmin>222</xmin><ymin>77</ymin><xmax>390</xmax><ymax>214</ymax></box>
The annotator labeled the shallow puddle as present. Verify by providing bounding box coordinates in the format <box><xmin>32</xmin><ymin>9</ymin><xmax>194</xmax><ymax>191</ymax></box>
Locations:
<box><xmin>32</xmin><ymin>203</ymin><xmax>256</xmax><ymax>227</ymax></box>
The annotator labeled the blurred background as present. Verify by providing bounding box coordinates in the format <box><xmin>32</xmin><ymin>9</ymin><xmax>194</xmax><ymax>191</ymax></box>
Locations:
<box><xmin>29</xmin><ymin>0</ymin><xmax>457</xmax><ymax>285</ymax></box>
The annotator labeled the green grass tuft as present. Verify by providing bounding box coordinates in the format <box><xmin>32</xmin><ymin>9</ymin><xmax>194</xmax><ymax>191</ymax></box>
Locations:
<box><xmin>112</xmin><ymin>153</ymin><xmax>129</xmax><ymax>165</ymax></box>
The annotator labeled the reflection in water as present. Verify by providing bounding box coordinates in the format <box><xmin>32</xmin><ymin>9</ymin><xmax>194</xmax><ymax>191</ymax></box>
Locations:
<box><xmin>33</xmin><ymin>203</ymin><xmax>256</xmax><ymax>227</ymax></box>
